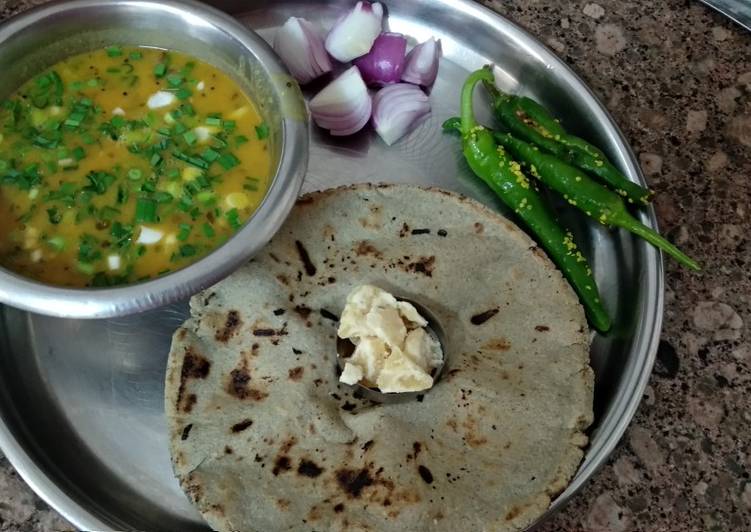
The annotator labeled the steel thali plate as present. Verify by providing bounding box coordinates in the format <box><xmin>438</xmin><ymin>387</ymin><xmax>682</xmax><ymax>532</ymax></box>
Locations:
<box><xmin>0</xmin><ymin>0</ymin><xmax>662</xmax><ymax>530</ymax></box>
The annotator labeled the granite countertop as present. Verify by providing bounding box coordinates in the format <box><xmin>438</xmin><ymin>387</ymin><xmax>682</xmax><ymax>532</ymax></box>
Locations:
<box><xmin>0</xmin><ymin>0</ymin><xmax>748</xmax><ymax>531</ymax></box>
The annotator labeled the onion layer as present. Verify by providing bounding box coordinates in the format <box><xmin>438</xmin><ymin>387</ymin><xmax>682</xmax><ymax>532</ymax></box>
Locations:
<box><xmin>401</xmin><ymin>37</ymin><xmax>441</xmax><ymax>87</ymax></box>
<box><xmin>354</xmin><ymin>32</ymin><xmax>407</xmax><ymax>86</ymax></box>
<box><xmin>372</xmin><ymin>83</ymin><xmax>430</xmax><ymax>145</ymax></box>
<box><xmin>309</xmin><ymin>66</ymin><xmax>372</xmax><ymax>136</ymax></box>
<box><xmin>325</xmin><ymin>1</ymin><xmax>384</xmax><ymax>62</ymax></box>
<box><xmin>274</xmin><ymin>17</ymin><xmax>332</xmax><ymax>84</ymax></box>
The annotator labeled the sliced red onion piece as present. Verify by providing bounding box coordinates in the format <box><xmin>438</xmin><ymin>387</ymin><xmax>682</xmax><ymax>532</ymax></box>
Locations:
<box><xmin>372</xmin><ymin>83</ymin><xmax>430</xmax><ymax>145</ymax></box>
<box><xmin>401</xmin><ymin>37</ymin><xmax>441</xmax><ymax>87</ymax></box>
<box><xmin>325</xmin><ymin>1</ymin><xmax>384</xmax><ymax>62</ymax></box>
<box><xmin>274</xmin><ymin>17</ymin><xmax>332</xmax><ymax>84</ymax></box>
<box><xmin>354</xmin><ymin>32</ymin><xmax>407</xmax><ymax>86</ymax></box>
<box><xmin>309</xmin><ymin>66</ymin><xmax>372</xmax><ymax>136</ymax></box>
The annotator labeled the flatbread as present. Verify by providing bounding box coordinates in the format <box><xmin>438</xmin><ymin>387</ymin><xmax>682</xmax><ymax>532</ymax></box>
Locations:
<box><xmin>165</xmin><ymin>184</ymin><xmax>593</xmax><ymax>532</ymax></box>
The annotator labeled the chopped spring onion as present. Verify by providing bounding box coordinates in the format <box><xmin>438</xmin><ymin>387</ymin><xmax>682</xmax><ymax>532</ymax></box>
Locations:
<box><xmin>135</xmin><ymin>198</ymin><xmax>157</xmax><ymax>223</ymax></box>
<box><xmin>255</xmin><ymin>123</ymin><xmax>269</xmax><ymax>140</ymax></box>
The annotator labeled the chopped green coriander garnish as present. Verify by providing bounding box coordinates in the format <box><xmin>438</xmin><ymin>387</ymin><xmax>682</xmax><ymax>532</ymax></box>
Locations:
<box><xmin>202</xmin><ymin>223</ymin><xmax>215</xmax><ymax>238</ymax></box>
<box><xmin>154</xmin><ymin>63</ymin><xmax>167</xmax><ymax>77</ymax></box>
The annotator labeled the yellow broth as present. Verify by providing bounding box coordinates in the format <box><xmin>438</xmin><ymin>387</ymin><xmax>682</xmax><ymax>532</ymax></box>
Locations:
<box><xmin>0</xmin><ymin>46</ymin><xmax>272</xmax><ymax>287</ymax></box>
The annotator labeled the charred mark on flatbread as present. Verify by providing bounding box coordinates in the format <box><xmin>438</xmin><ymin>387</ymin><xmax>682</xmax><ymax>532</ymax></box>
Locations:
<box><xmin>474</xmin><ymin>222</ymin><xmax>484</xmax><ymax>233</ymax></box>
<box><xmin>297</xmin><ymin>460</ymin><xmax>324</xmax><ymax>478</ymax></box>
<box><xmin>333</xmin><ymin>503</ymin><xmax>345</xmax><ymax>513</ymax></box>
<box><xmin>293</xmin><ymin>305</ymin><xmax>312</xmax><ymax>319</ymax></box>
<box><xmin>406</xmin><ymin>256</ymin><xmax>435</xmax><ymax>277</ymax></box>
<box><xmin>535</xmin><ymin>325</ymin><xmax>550</xmax><ymax>332</ymax></box>
<box><xmin>224</xmin><ymin>446</ymin><xmax>233</xmax><ymax>454</ymax></box>
<box><xmin>335</xmin><ymin>468</ymin><xmax>374</xmax><ymax>498</ymax></box>
<box><xmin>182</xmin><ymin>394</ymin><xmax>197</xmax><ymax>413</ymax></box>
<box><xmin>292</xmin><ymin>348</ymin><xmax>303</xmax><ymax>355</ymax></box>
<box><xmin>253</xmin><ymin>326</ymin><xmax>287</xmax><ymax>337</ymax></box>
<box><xmin>288</xmin><ymin>366</ymin><xmax>304</xmax><ymax>381</ymax></box>
<box><xmin>413</xmin><ymin>442</ymin><xmax>422</xmax><ymax>458</ymax></box>
<box><xmin>180</xmin><ymin>424</ymin><xmax>193</xmax><ymax>441</ymax></box>
<box><xmin>320</xmin><ymin>308</ymin><xmax>338</xmax><ymax>322</ymax></box>
<box><xmin>230</xmin><ymin>419</ymin><xmax>254</xmax><ymax>433</ymax></box>
<box><xmin>411</xmin><ymin>228</ymin><xmax>430</xmax><ymax>235</ymax></box>
<box><xmin>176</xmin><ymin>348</ymin><xmax>211</xmax><ymax>411</ymax></box>
<box><xmin>295</xmin><ymin>240</ymin><xmax>317</xmax><ymax>276</ymax></box>
<box><xmin>418</xmin><ymin>465</ymin><xmax>434</xmax><ymax>484</ymax></box>
<box><xmin>437</xmin><ymin>229</ymin><xmax>448</xmax><ymax>237</ymax></box>
<box><xmin>341</xmin><ymin>401</ymin><xmax>356</xmax><ymax>411</ymax></box>
<box><xmin>399</xmin><ymin>222</ymin><xmax>410</xmax><ymax>237</ymax></box>
<box><xmin>273</xmin><ymin>308</ymin><xmax>286</xmax><ymax>316</ymax></box>
<box><xmin>273</xmin><ymin>456</ymin><xmax>292</xmax><ymax>476</ymax></box>
<box><xmin>355</xmin><ymin>240</ymin><xmax>382</xmax><ymax>257</ymax></box>
<box><xmin>227</xmin><ymin>368</ymin><xmax>268</xmax><ymax>401</ymax></box>
<box><xmin>215</xmin><ymin>310</ymin><xmax>242</xmax><ymax>342</ymax></box>
<box><xmin>470</xmin><ymin>308</ymin><xmax>499</xmax><ymax>325</ymax></box>
<box><xmin>361</xmin><ymin>440</ymin><xmax>374</xmax><ymax>452</ymax></box>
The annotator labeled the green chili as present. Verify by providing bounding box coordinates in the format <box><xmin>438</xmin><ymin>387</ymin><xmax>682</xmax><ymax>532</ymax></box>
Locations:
<box><xmin>445</xmin><ymin>67</ymin><xmax>611</xmax><ymax>331</ymax></box>
<box><xmin>495</xmin><ymin>132</ymin><xmax>699</xmax><ymax>271</ymax></box>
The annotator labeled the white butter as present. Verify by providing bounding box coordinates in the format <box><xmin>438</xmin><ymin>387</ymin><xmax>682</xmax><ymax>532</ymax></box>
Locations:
<box><xmin>112</xmin><ymin>107</ymin><xmax>126</xmax><ymax>116</ymax></box>
<box><xmin>147</xmin><ymin>91</ymin><xmax>176</xmax><ymax>109</ymax></box>
<box><xmin>338</xmin><ymin>285</ymin><xmax>442</xmax><ymax>393</ymax></box>
<box><xmin>196</xmin><ymin>80</ymin><xmax>205</xmax><ymax>91</ymax></box>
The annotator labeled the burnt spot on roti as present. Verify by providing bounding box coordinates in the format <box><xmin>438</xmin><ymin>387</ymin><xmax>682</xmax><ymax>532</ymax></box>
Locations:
<box><xmin>180</xmin><ymin>424</ymin><xmax>193</xmax><ymax>441</ymax></box>
<box><xmin>293</xmin><ymin>305</ymin><xmax>312</xmax><ymax>319</ymax></box>
<box><xmin>276</xmin><ymin>274</ymin><xmax>289</xmax><ymax>286</ymax></box>
<box><xmin>535</xmin><ymin>325</ymin><xmax>550</xmax><ymax>332</ymax></box>
<box><xmin>297</xmin><ymin>459</ymin><xmax>324</xmax><ymax>478</ymax></box>
<box><xmin>176</xmin><ymin>348</ymin><xmax>210</xmax><ymax>411</ymax></box>
<box><xmin>182</xmin><ymin>394</ymin><xmax>197</xmax><ymax>413</ymax></box>
<box><xmin>355</xmin><ymin>240</ymin><xmax>382</xmax><ymax>257</ymax></box>
<box><xmin>253</xmin><ymin>327</ymin><xmax>285</xmax><ymax>337</ymax></box>
<box><xmin>224</xmin><ymin>446</ymin><xmax>233</xmax><ymax>454</ymax></box>
<box><xmin>295</xmin><ymin>240</ymin><xmax>317</xmax><ymax>276</ymax></box>
<box><xmin>362</xmin><ymin>440</ymin><xmax>374</xmax><ymax>452</ymax></box>
<box><xmin>215</xmin><ymin>310</ymin><xmax>242</xmax><ymax>342</ymax></box>
<box><xmin>437</xmin><ymin>229</ymin><xmax>448</xmax><ymax>237</ymax></box>
<box><xmin>406</xmin><ymin>256</ymin><xmax>435</xmax><ymax>277</ymax></box>
<box><xmin>413</xmin><ymin>442</ymin><xmax>422</xmax><ymax>458</ymax></box>
<box><xmin>418</xmin><ymin>465</ymin><xmax>433</xmax><ymax>484</ymax></box>
<box><xmin>320</xmin><ymin>308</ymin><xmax>338</xmax><ymax>322</ymax></box>
<box><xmin>341</xmin><ymin>401</ymin><xmax>356</xmax><ymax>411</ymax></box>
<box><xmin>471</xmin><ymin>308</ymin><xmax>499</xmax><ymax>325</ymax></box>
<box><xmin>399</xmin><ymin>222</ymin><xmax>410</xmax><ymax>237</ymax></box>
<box><xmin>483</xmin><ymin>338</ymin><xmax>511</xmax><ymax>351</ymax></box>
<box><xmin>411</xmin><ymin>228</ymin><xmax>430</xmax><ymax>235</ymax></box>
<box><xmin>230</xmin><ymin>419</ymin><xmax>253</xmax><ymax>433</ymax></box>
<box><xmin>288</xmin><ymin>366</ymin><xmax>304</xmax><ymax>381</ymax></box>
<box><xmin>273</xmin><ymin>308</ymin><xmax>286</xmax><ymax>316</ymax></box>
<box><xmin>177</xmin><ymin>328</ymin><xmax>187</xmax><ymax>340</ymax></box>
<box><xmin>474</xmin><ymin>222</ymin><xmax>484</xmax><ymax>234</ymax></box>
<box><xmin>333</xmin><ymin>503</ymin><xmax>345</xmax><ymax>513</ymax></box>
<box><xmin>336</xmin><ymin>468</ymin><xmax>374</xmax><ymax>498</ymax></box>
<box><xmin>273</xmin><ymin>456</ymin><xmax>292</xmax><ymax>476</ymax></box>
<box><xmin>227</xmin><ymin>368</ymin><xmax>268</xmax><ymax>401</ymax></box>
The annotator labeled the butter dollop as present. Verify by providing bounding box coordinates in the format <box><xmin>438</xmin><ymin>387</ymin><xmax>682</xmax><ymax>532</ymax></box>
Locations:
<box><xmin>337</xmin><ymin>285</ymin><xmax>443</xmax><ymax>393</ymax></box>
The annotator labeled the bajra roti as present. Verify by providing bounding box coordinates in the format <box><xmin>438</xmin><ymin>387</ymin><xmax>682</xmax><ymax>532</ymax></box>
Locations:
<box><xmin>165</xmin><ymin>184</ymin><xmax>593</xmax><ymax>532</ymax></box>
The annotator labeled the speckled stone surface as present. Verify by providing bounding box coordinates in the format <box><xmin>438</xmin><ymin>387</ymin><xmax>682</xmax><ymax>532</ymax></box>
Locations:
<box><xmin>0</xmin><ymin>0</ymin><xmax>749</xmax><ymax>531</ymax></box>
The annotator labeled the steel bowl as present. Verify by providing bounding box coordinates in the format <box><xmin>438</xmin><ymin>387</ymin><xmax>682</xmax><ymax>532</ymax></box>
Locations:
<box><xmin>0</xmin><ymin>0</ymin><xmax>308</xmax><ymax>319</ymax></box>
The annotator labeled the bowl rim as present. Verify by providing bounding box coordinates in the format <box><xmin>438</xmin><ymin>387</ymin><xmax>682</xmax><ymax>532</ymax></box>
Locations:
<box><xmin>0</xmin><ymin>0</ymin><xmax>309</xmax><ymax>319</ymax></box>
